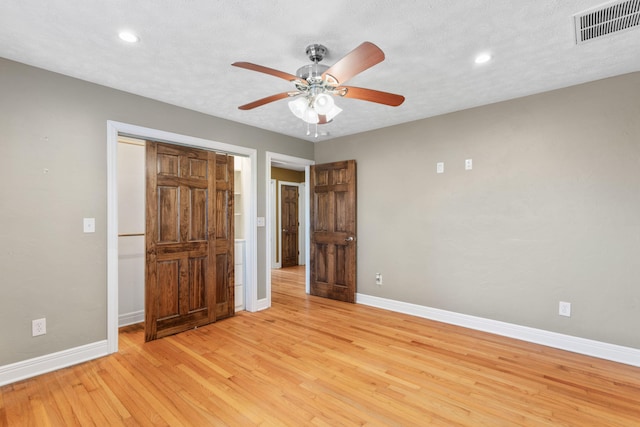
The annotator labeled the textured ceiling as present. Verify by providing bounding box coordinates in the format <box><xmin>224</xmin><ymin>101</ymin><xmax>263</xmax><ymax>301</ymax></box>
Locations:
<box><xmin>1</xmin><ymin>1</ymin><xmax>639</xmax><ymax>142</ymax></box>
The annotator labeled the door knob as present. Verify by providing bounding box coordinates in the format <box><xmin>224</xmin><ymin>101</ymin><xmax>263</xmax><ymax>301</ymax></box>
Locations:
<box><xmin>345</xmin><ymin>236</ymin><xmax>355</xmax><ymax>242</ymax></box>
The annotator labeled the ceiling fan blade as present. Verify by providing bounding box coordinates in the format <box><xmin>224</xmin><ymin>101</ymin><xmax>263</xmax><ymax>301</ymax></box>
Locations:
<box><xmin>321</xmin><ymin>42</ymin><xmax>385</xmax><ymax>85</ymax></box>
<box><xmin>238</xmin><ymin>92</ymin><xmax>298</xmax><ymax>110</ymax></box>
<box><xmin>232</xmin><ymin>62</ymin><xmax>302</xmax><ymax>82</ymax></box>
<box><xmin>338</xmin><ymin>86</ymin><xmax>405</xmax><ymax>107</ymax></box>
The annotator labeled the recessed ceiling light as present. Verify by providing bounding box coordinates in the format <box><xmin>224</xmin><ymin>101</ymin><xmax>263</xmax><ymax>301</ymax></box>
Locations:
<box><xmin>475</xmin><ymin>53</ymin><xmax>491</xmax><ymax>64</ymax></box>
<box><xmin>118</xmin><ymin>31</ymin><xmax>139</xmax><ymax>43</ymax></box>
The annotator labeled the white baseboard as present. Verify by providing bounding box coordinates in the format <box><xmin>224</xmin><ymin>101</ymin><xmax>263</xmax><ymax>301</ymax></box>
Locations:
<box><xmin>356</xmin><ymin>293</ymin><xmax>640</xmax><ymax>368</ymax></box>
<box><xmin>254</xmin><ymin>298</ymin><xmax>270</xmax><ymax>312</ymax></box>
<box><xmin>0</xmin><ymin>340</ymin><xmax>109</xmax><ymax>387</ymax></box>
<box><xmin>118</xmin><ymin>310</ymin><xmax>144</xmax><ymax>327</ymax></box>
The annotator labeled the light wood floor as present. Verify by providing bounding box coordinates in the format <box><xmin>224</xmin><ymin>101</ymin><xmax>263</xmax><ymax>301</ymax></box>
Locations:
<box><xmin>2</xmin><ymin>266</ymin><xmax>640</xmax><ymax>426</ymax></box>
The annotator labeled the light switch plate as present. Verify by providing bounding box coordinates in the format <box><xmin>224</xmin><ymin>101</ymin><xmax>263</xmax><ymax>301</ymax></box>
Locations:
<box><xmin>257</xmin><ymin>217</ymin><xmax>265</xmax><ymax>227</ymax></box>
<box><xmin>83</xmin><ymin>218</ymin><xmax>95</xmax><ymax>233</ymax></box>
<box><xmin>436</xmin><ymin>162</ymin><xmax>444</xmax><ymax>174</ymax></box>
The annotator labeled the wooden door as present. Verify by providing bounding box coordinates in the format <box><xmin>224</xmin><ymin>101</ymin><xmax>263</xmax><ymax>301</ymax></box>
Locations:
<box><xmin>310</xmin><ymin>160</ymin><xmax>357</xmax><ymax>302</ymax></box>
<box><xmin>281</xmin><ymin>185</ymin><xmax>299</xmax><ymax>268</ymax></box>
<box><xmin>145</xmin><ymin>141</ymin><xmax>234</xmax><ymax>341</ymax></box>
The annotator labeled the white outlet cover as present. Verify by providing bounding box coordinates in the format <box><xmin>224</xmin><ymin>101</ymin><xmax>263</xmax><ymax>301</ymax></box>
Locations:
<box><xmin>32</xmin><ymin>318</ymin><xmax>46</xmax><ymax>336</ymax></box>
<box><xmin>465</xmin><ymin>159</ymin><xmax>473</xmax><ymax>170</ymax></box>
<box><xmin>436</xmin><ymin>162</ymin><xmax>444</xmax><ymax>174</ymax></box>
<box><xmin>256</xmin><ymin>217</ymin><xmax>265</xmax><ymax>227</ymax></box>
<box><xmin>559</xmin><ymin>301</ymin><xmax>571</xmax><ymax>317</ymax></box>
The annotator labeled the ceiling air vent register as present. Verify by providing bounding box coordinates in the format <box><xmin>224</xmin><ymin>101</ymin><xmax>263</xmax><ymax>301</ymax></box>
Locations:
<box><xmin>574</xmin><ymin>0</ymin><xmax>640</xmax><ymax>43</ymax></box>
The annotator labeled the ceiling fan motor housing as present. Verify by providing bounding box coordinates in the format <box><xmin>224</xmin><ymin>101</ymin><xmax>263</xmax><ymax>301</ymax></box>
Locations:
<box><xmin>296</xmin><ymin>63</ymin><xmax>329</xmax><ymax>81</ymax></box>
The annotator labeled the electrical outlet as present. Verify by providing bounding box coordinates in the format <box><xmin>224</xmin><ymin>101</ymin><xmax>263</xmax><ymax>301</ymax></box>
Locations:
<box><xmin>465</xmin><ymin>159</ymin><xmax>473</xmax><ymax>170</ymax></box>
<box><xmin>375</xmin><ymin>273</ymin><xmax>383</xmax><ymax>285</ymax></box>
<box><xmin>559</xmin><ymin>301</ymin><xmax>571</xmax><ymax>317</ymax></box>
<box><xmin>32</xmin><ymin>318</ymin><xmax>47</xmax><ymax>336</ymax></box>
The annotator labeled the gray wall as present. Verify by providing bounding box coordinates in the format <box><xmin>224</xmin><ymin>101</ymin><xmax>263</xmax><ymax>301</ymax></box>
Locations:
<box><xmin>0</xmin><ymin>58</ymin><xmax>313</xmax><ymax>365</ymax></box>
<box><xmin>2</xmin><ymin>55</ymin><xmax>638</xmax><ymax>368</ymax></box>
<box><xmin>315</xmin><ymin>72</ymin><xmax>640</xmax><ymax>349</ymax></box>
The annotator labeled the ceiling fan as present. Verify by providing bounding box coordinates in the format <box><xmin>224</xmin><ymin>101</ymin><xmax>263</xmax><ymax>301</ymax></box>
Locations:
<box><xmin>232</xmin><ymin>42</ymin><xmax>405</xmax><ymax>128</ymax></box>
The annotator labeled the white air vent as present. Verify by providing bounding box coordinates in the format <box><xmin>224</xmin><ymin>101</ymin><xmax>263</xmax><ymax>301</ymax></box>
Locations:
<box><xmin>574</xmin><ymin>0</ymin><xmax>640</xmax><ymax>44</ymax></box>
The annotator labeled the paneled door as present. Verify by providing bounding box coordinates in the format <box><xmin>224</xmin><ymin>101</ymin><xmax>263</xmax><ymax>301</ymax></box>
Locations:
<box><xmin>310</xmin><ymin>160</ymin><xmax>357</xmax><ymax>302</ymax></box>
<box><xmin>145</xmin><ymin>141</ymin><xmax>234</xmax><ymax>342</ymax></box>
<box><xmin>281</xmin><ymin>184</ymin><xmax>299</xmax><ymax>268</ymax></box>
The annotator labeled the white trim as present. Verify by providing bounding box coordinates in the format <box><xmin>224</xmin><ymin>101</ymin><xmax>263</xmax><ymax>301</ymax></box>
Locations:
<box><xmin>107</xmin><ymin>122</ymin><xmax>119</xmax><ymax>354</ymax></box>
<box><xmin>304</xmin><ymin>165</ymin><xmax>311</xmax><ymax>292</ymax></box>
<box><xmin>254</xmin><ymin>298</ymin><xmax>271</xmax><ymax>312</ymax></box>
<box><xmin>356</xmin><ymin>293</ymin><xmax>640</xmax><ymax>368</ymax></box>
<box><xmin>0</xmin><ymin>341</ymin><xmax>108</xmax><ymax>387</ymax></box>
<box><xmin>269</xmin><ymin>180</ymin><xmax>280</xmax><ymax>269</ymax></box>
<box><xmin>265</xmin><ymin>152</ymin><xmax>314</xmax><ymax>303</ymax></box>
<box><xmin>118</xmin><ymin>310</ymin><xmax>144</xmax><ymax>327</ymax></box>
<box><xmin>298</xmin><ymin>182</ymin><xmax>306</xmax><ymax>266</ymax></box>
<box><xmin>107</xmin><ymin>121</ymin><xmax>259</xmax><ymax>358</ymax></box>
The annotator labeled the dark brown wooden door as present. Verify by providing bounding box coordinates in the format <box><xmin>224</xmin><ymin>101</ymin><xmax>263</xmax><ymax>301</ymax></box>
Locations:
<box><xmin>310</xmin><ymin>160</ymin><xmax>357</xmax><ymax>302</ymax></box>
<box><xmin>281</xmin><ymin>185</ymin><xmax>299</xmax><ymax>268</ymax></box>
<box><xmin>145</xmin><ymin>141</ymin><xmax>234</xmax><ymax>341</ymax></box>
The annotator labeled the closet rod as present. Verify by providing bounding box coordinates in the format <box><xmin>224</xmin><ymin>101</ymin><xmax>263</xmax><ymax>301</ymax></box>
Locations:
<box><xmin>118</xmin><ymin>233</ymin><xmax>145</xmax><ymax>237</ymax></box>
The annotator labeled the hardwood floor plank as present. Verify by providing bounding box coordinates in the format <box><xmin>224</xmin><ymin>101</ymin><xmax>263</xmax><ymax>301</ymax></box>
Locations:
<box><xmin>2</xmin><ymin>265</ymin><xmax>640</xmax><ymax>426</ymax></box>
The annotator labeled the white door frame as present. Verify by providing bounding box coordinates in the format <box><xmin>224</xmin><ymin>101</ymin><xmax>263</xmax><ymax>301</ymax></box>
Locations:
<box><xmin>107</xmin><ymin>121</ymin><xmax>258</xmax><ymax>354</ymax></box>
<box><xmin>270</xmin><ymin>179</ymin><xmax>279</xmax><ymax>269</ymax></box>
<box><xmin>265</xmin><ymin>152</ymin><xmax>314</xmax><ymax>305</ymax></box>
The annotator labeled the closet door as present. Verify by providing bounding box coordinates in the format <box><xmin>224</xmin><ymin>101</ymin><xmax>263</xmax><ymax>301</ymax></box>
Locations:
<box><xmin>145</xmin><ymin>141</ymin><xmax>234</xmax><ymax>341</ymax></box>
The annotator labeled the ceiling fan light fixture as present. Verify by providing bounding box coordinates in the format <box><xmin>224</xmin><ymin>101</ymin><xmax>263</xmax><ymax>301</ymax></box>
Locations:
<box><xmin>288</xmin><ymin>97</ymin><xmax>307</xmax><ymax>119</ymax></box>
<box><xmin>313</xmin><ymin>93</ymin><xmax>335</xmax><ymax>115</ymax></box>
<box><xmin>288</xmin><ymin>98</ymin><xmax>319</xmax><ymax>124</ymax></box>
<box><xmin>324</xmin><ymin>104</ymin><xmax>343</xmax><ymax>122</ymax></box>
<box><xmin>302</xmin><ymin>108</ymin><xmax>319</xmax><ymax>124</ymax></box>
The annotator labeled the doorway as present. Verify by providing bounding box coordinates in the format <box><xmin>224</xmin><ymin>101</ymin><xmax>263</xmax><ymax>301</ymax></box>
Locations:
<box><xmin>265</xmin><ymin>152</ymin><xmax>314</xmax><ymax>306</ymax></box>
<box><xmin>107</xmin><ymin>121</ymin><xmax>257</xmax><ymax>354</ymax></box>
